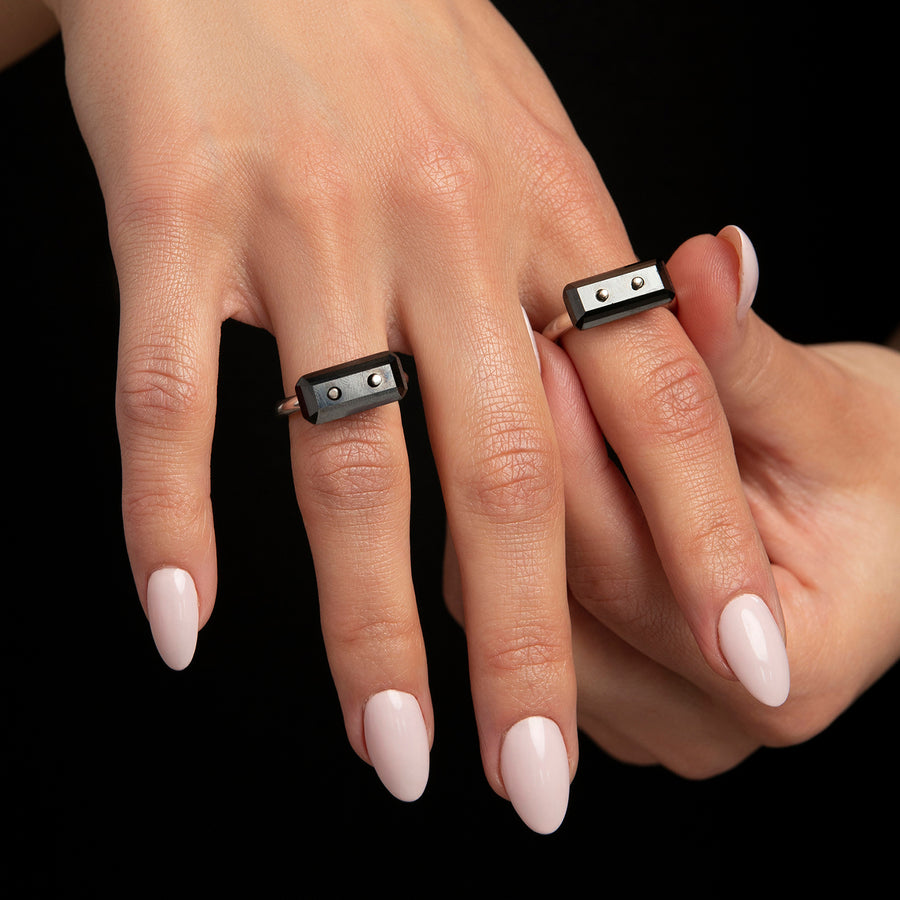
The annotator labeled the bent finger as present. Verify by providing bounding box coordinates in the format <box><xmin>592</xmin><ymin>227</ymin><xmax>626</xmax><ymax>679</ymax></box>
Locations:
<box><xmin>669</xmin><ymin>227</ymin><xmax>898</xmax><ymax>480</ymax></box>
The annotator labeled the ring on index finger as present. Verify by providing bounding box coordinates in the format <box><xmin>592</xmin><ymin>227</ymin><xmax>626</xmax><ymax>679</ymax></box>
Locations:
<box><xmin>543</xmin><ymin>260</ymin><xmax>676</xmax><ymax>342</ymax></box>
<box><xmin>277</xmin><ymin>351</ymin><xmax>409</xmax><ymax>424</ymax></box>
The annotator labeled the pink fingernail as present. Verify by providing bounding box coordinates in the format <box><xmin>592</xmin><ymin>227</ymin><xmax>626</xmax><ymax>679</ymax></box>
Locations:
<box><xmin>147</xmin><ymin>567</ymin><xmax>198</xmax><ymax>671</ymax></box>
<box><xmin>522</xmin><ymin>306</ymin><xmax>541</xmax><ymax>374</ymax></box>
<box><xmin>363</xmin><ymin>690</ymin><xmax>430</xmax><ymax>802</ymax></box>
<box><xmin>717</xmin><ymin>225</ymin><xmax>759</xmax><ymax>322</ymax></box>
<box><xmin>718</xmin><ymin>593</ymin><xmax>790</xmax><ymax>707</ymax></box>
<box><xmin>500</xmin><ymin>716</ymin><xmax>569</xmax><ymax>834</ymax></box>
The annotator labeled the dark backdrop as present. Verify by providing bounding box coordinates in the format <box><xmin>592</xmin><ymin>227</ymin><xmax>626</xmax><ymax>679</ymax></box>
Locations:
<box><xmin>5</xmin><ymin>2</ymin><xmax>895</xmax><ymax>894</ymax></box>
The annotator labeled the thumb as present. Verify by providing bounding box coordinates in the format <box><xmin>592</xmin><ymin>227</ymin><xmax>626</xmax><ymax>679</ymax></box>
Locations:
<box><xmin>667</xmin><ymin>226</ymin><xmax>835</xmax><ymax>454</ymax></box>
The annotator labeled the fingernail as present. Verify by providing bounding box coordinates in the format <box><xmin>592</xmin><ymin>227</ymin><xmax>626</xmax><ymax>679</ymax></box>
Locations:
<box><xmin>718</xmin><ymin>593</ymin><xmax>790</xmax><ymax>707</ymax></box>
<box><xmin>522</xmin><ymin>306</ymin><xmax>542</xmax><ymax>374</ymax></box>
<box><xmin>363</xmin><ymin>690</ymin><xmax>430</xmax><ymax>802</ymax></box>
<box><xmin>147</xmin><ymin>567</ymin><xmax>199</xmax><ymax>670</ymax></box>
<box><xmin>500</xmin><ymin>716</ymin><xmax>569</xmax><ymax>834</ymax></box>
<box><xmin>717</xmin><ymin>225</ymin><xmax>759</xmax><ymax>322</ymax></box>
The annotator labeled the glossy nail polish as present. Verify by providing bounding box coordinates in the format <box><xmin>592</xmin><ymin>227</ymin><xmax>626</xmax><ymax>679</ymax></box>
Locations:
<box><xmin>147</xmin><ymin>567</ymin><xmax>199</xmax><ymax>671</ymax></box>
<box><xmin>363</xmin><ymin>690</ymin><xmax>430</xmax><ymax>802</ymax></box>
<box><xmin>500</xmin><ymin>716</ymin><xmax>569</xmax><ymax>834</ymax></box>
<box><xmin>718</xmin><ymin>593</ymin><xmax>790</xmax><ymax>706</ymax></box>
<box><xmin>718</xmin><ymin>225</ymin><xmax>759</xmax><ymax>322</ymax></box>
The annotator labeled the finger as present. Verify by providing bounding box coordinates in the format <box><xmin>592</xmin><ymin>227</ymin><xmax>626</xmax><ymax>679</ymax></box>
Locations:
<box><xmin>410</xmin><ymin>271</ymin><xmax>576</xmax><ymax>833</ymax></box>
<box><xmin>540</xmin><ymin>247</ymin><xmax>790</xmax><ymax>706</ymax></box>
<box><xmin>116</xmin><ymin>254</ymin><xmax>222</xmax><ymax>671</ymax></box>
<box><xmin>668</xmin><ymin>226</ymin><xmax>885</xmax><ymax>472</ymax></box>
<box><xmin>569</xmin><ymin>603</ymin><xmax>760</xmax><ymax>778</ymax></box>
<box><xmin>670</xmin><ymin>228</ymin><xmax>900</xmax><ymax>735</ymax></box>
<box><xmin>268</xmin><ymin>259</ymin><xmax>432</xmax><ymax>804</ymax></box>
<box><xmin>537</xmin><ymin>330</ymin><xmax>780</xmax><ymax>704</ymax></box>
<box><xmin>446</xmin><ymin>500</ymin><xmax>759</xmax><ymax>777</ymax></box>
<box><xmin>283</xmin><ymin>363</ymin><xmax>432</xmax><ymax>803</ymax></box>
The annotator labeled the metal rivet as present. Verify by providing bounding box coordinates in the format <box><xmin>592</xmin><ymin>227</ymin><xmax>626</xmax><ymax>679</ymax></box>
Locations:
<box><xmin>596</xmin><ymin>288</ymin><xmax>610</xmax><ymax>302</ymax></box>
<box><xmin>367</xmin><ymin>372</ymin><xmax>383</xmax><ymax>388</ymax></box>
<box><xmin>326</xmin><ymin>386</ymin><xmax>341</xmax><ymax>401</ymax></box>
<box><xmin>631</xmin><ymin>276</ymin><xmax>644</xmax><ymax>290</ymax></box>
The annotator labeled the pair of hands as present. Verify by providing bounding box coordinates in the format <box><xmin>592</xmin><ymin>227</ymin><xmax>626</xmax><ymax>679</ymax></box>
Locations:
<box><xmin>30</xmin><ymin>0</ymin><xmax>898</xmax><ymax>833</ymax></box>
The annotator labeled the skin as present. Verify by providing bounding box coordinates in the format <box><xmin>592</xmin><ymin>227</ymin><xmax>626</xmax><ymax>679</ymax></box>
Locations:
<box><xmin>0</xmin><ymin>0</ymin><xmax>59</xmax><ymax>69</ymax></box>
<box><xmin>447</xmin><ymin>232</ymin><xmax>900</xmax><ymax>775</ymax></box>
<box><xmin>18</xmin><ymin>0</ymin><xmax>797</xmax><ymax>807</ymax></box>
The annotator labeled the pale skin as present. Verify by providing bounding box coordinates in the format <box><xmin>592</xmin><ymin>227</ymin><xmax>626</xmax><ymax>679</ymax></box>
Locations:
<box><xmin>5</xmin><ymin>0</ymin><xmax>894</xmax><ymax>820</ymax></box>
<box><xmin>448</xmin><ymin>231</ymin><xmax>900</xmax><ymax>776</ymax></box>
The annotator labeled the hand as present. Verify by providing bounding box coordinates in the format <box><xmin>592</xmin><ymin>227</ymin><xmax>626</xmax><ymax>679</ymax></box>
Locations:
<box><xmin>44</xmin><ymin>0</ymin><xmax>620</xmax><ymax>830</ymax></box>
<box><xmin>43</xmin><ymin>0</ymin><xmax>796</xmax><ymax>831</ymax></box>
<box><xmin>449</xmin><ymin>228</ymin><xmax>900</xmax><ymax>775</ymax></box>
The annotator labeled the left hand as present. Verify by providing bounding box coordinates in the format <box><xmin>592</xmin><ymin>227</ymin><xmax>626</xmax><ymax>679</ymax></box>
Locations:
<box><xmin>446</xmin><ymin>227</ymin><xmax>900</xmax><ymax>776</ymax></box>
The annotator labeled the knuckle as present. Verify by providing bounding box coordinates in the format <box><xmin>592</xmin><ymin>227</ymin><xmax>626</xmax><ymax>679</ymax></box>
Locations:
<box><xmin>680</xmin><ymin>501</ymin><xmax>750</xmax><ymax>587</ymax></box>
<box><xmin>631</xmin><ymin>344</ymin><xmax>721</xmax><ymax>445</ymax></box>
<box><xmin>520</xmin><ymin>126</ymin><xmax>599</xmax><ymax>215</ymax></box>
<box><xmin>511</xmin><ymin>122</ymin><xmax>627</xmax><ymax>249</ymax></box>
<box><xmin>109</xmin><ymin>141</ymin><xmax>230</xmax><ymax>243</ymax></box>
<box><xmin>464</xmin><ymin>417</ymin><xmax>560</xmax><ymax>523</ymax></box>
<box><xmin>301</xmin><ymin>422</ymin><xmax>407</xmax><ymax>517</ymax></box>
<box><xmin>396</xmin><ymin>126</ymin><xmax>488</xmax><ymax>220</ymax></box>
<box><xmin>117</xmin><ymin>335</ymin><xmax>210</xmax><ymax>433</ymax></box>
<box><xmin>482</xmin><ymin>618</ymin><xmax>570</xmax><ymax>687</ymax></box>
<box><xmin>266</xmin><ymin>136</ymin><xmax>358</xmax><ymax>234</ymax></box>
<box><xmin>122</xmin><ymin>479</ymin><xmax>207</xmax><ymax>540</ymax></box>
<box><xmin>325</xmin><ymin>604</ymin><xmax>421</xmax><ymax>662</ymax></box>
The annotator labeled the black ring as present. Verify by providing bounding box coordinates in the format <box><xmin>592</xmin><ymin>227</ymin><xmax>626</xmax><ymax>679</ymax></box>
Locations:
<box><xmin>277</xmin><ymin>351</ymin><xmax>409</xmax><ymax>424</ymax></box>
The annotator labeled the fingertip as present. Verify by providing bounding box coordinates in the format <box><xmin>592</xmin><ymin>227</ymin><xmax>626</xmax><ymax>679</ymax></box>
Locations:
<box><xmin>363</xmin><ymin>689</ymin><xmax>431</xmax><ymax>802</ymax></box>
<box><xmin>716</xmin><ymin>225</ymin><xmax>759</xmax><ymax>322</ymax></box>
<box><xmin>666</xmin><ymin>229</ymin><xmax>748</xmax><ymax>368</ymax></box>
<box><xmin>147</xmin><ymin>567</ymin><xmax>200</xmax><ymax>670</ymax></box>
<box><xmin>718</xmin><ymin>593</ymin><xmax>791</xmax><ymax>707</ymax></box>
<box><xmin>500</xmin><ymin>716</ymin><xmax>571</xmax><ymax>834</ymax></box>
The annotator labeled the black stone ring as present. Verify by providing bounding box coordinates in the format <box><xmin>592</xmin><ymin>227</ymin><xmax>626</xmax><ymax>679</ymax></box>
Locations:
<box><xmin>543</xmin><ymin>259</ymin><xmax>676</xmax><ymax>342</ymax></box>
<box><xmin>277</xmin><ymin>351</ymin><xmax>409</xmax><ymax>424</ymax></box>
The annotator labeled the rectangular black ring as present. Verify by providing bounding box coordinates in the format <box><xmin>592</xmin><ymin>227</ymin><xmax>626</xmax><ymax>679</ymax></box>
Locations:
<box><xmin>563</xmin><ymin>260</ymin><xmax>675</xmax><ymax>329</ymax></box>
<box><xmin>296</xmin><ymin>351</ymin><xmax>408</xmax><ymax>424</ymax></box>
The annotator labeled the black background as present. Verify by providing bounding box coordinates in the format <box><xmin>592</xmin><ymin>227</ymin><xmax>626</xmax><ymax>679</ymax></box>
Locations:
<box><xmin>4</xmin><ymin>2</ymin><xmax>896</xmax><ymax>894</ymax></box>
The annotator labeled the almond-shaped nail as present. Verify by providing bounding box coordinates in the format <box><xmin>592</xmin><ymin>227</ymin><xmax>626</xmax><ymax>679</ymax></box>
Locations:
<box><xmin>147</xmin><ymin>567</ymin><xmax>199</xmax><ymax>671</ymax></box>
<box><xmin>500</xmin><ymin>716</ymin><xmax>569</xmax><ymax>834</ymax></box>
<box><xmin>364</xmin><ymin>690</ymin><xmax>430</xmax><ymax>802</ymax></box>
<box><xmin>718</xmin><ymin>593</ymin><xmax>790</xmax><ymax>707</ymax></box>
<box><xmin>717</xmin><ymin>225</ymin><xmax>759</xmax><ymax>322</ymax></box>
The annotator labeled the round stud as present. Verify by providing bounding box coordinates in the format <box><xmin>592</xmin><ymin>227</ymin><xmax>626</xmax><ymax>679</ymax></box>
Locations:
<box><xmin>326</xmin><ymin>386</ymin><xmax>342</xmax><ymax>401</ymax></box>
<box><xmin>368</xmin><ymin>372</ymin><xmax>384</xmax><ymax>388</ymax></box>
<box><xmin>631</xmin><ymin>276</ymin><xmax>644</xmax><ymax>290</ymax></box>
